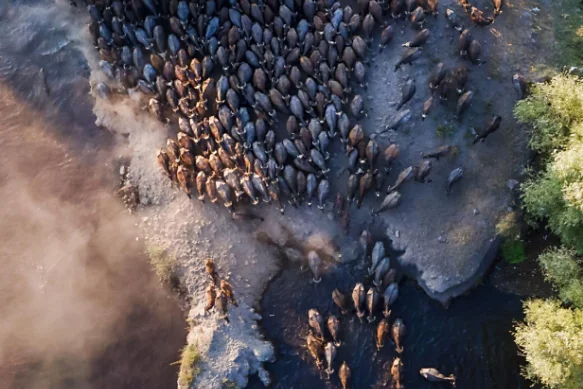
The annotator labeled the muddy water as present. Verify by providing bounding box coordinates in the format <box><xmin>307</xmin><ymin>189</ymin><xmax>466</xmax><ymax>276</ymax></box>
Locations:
<box><xmin>249</xmin><ymin>259</ymin><xmax>531</xmax><ymax>389</ymax></box>
<box><xmin>0</xmin><ymin>2</ymin><xmax>185</xmax><ymax>389</ymax></box>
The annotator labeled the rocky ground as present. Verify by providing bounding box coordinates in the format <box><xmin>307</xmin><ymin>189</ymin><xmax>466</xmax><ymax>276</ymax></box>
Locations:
<box><xmin>74</xmin><ymin>0</ymin><xmax>556</xmax><ymax>388</ymax></box>
<box><xmin>343</xmin><ymin>0</ymin><xmax>540</xmax><ymax>303</ymax></box>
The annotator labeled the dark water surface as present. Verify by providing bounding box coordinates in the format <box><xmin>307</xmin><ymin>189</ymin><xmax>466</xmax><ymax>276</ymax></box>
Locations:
<box><xmin>249</xmin><ymin>260</ymin><xmax>530</xmax><ymax>389</ymax></box>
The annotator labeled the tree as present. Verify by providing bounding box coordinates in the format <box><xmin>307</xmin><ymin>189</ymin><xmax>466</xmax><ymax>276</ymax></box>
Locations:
<box><xmin>514</xmin><ymin>299</ymin><xmax>583</xmax><ymax>389</ymax></box>
<box><xmin>538</xmin><ymin>247</ymin><xmax>583</xmax><ymax>308</ymax></box>
<box><xmin>515</xmin><ymin>75</ymin><xmax>583</xmax><ymax>253</ymax></box>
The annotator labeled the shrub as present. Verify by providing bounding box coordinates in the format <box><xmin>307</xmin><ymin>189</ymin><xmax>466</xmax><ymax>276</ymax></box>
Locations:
<box><xmin>146</xmin><ymin>244</ymin><xmax>177</xmax><ymax>283</ymax></box>
<box><xmin>538</xmin><ymin>247</ymin><xmax>583</xmax><ymax>308</ymax></box>
<box><xmin>516</xmin><ymin>75</ymin><xmax>583</xmax><ymax>253</ymax></box>
<box><xmin>514</xmin><ymin>299</ymin><xmax>583</xmax><ymax>389</ymax></box>
<box><xmin>521</xmin><ymin>170</ymin><xmax>583</xmax><ymax>253</ymax></box>
<box><xmin>501</xmin><ymin>239</ymin><xmax>526</xmax><ymax>264</ymax></box>
<box><xmin>514</xmin><ymin>75</ymin><xmax>583</xmax><ymax>153</ymax></box>
<box><xmin>178</xmin><ymin>343</ymin><xmax>201</xmax><ymax>388</ymax></box>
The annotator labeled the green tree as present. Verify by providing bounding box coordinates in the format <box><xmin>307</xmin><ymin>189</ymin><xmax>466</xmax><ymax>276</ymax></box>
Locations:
<box><xmin>515</xmin><ymin>75</ymin><xmax>583</xmax><ymax>253</ymax></box>
<box><xmin>514</xmin><ymin>299</ymin><xmax>583</xmax><ymax>389</ymax></box>
<box><xmin>514</xmin><ymin>75</ymin><xmax>583</xmax><ymax>153</ymax></box>
<box><xmin>538</xmin><ymin>247</ymin><xmax>583</xmax><ymax>308</ymax></box>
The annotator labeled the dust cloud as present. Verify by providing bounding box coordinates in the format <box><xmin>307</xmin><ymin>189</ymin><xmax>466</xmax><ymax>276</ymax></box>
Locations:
<box><xmin>0</xmin><ymin>79</ymin><xmax>184</xmax><ymax>388</ymax></box>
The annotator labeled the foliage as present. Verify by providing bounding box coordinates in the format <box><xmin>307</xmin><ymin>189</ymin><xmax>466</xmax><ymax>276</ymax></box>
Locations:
<box><xmin>495</xmin><ymin>212</ymin><xmax>526</xmax><ymax>264</ymax></box>
<box><xmin>501</xmin><ymin>239</ymin><xmax>526</xmax><ymax>264</ymax></box>
<box><xmin>521</xmin><ymin>170</ymin><xmax>583</xmax><ymax>253</ymax></box>
<box><xmin>514</xmin><ymin>299</ymin><xmax>583</xmax><ymax>389</ymax></box>
<box><xmin>516</xmin><ymin>75</ymin><xmax>583</xmax><ymax>253</ymax></box>
<box><xmin>514</xmin><ymin>75</ymin><xmax>583</xmax><ymax>153</ymax></box>
<box><xmin>146</xmin><ymin>244</ymin><xmax>177</xmax><ymax>283</ymax></box>
<box><xmin>178</xmin><ymin>343</ymin><xmax>201</xmax><ymax>388</ymax></box>
<box><xmin>538</xmin><ymin>247</ymin><xmax>583</xmax><ymax>308</ymax></box>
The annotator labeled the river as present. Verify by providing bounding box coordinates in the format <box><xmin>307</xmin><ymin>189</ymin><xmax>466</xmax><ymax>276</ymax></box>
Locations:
<box><xmin>248</xmin><ymin>260</ymin><xmax>531</xmax><ymax>389</ymax></box>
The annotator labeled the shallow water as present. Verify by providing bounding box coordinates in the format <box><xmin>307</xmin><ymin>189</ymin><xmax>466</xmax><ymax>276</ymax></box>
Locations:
<box><xmin>249</xmin><ymin>259</ymin><xmax>530</xmax><ymax>389</ymax></box>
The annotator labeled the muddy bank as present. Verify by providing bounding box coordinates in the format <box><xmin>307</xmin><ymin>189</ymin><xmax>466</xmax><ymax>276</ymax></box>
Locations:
<box><xmin>0</xmin><ymin>2</ymin><xmax>185</xmax><ymax>389</ymax></box>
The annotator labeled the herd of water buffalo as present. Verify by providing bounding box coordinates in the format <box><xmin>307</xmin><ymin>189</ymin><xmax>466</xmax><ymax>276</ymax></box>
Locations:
<box><xmin>79</xmin><ymin>0</ymin><xmax>527</xmax><ymax>219</ymax></box>
<box><xmin>301</xmin><ymin>237</ymin><xmax>456</xmax><ymax>388</ymax></box>
<box><xmin>78</xmin><ymin>0</ymin><xmax>528</xmax><ymax>386</ymax></box>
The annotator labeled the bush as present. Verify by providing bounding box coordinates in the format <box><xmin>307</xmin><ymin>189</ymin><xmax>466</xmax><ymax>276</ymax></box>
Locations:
<box><xmin>514</xmin><ymin>299</ymin><xmax>583</xmax><ymax>389</ymax></box>
<box><xmin>514</xmin><ymin>75</ymin><xmax>583</xmax><ymax>153</ymax></box>
<box><xmin>516</xmin><ymin>75</ymin><xmax>583</xmax><ymax>253</ymax></box>
<box><xmin>538</xmin><ymin>247</ymin><xmax>583</xmax><ymax>308</ymax></box>
<box><xmin>146</xmin><ymin>245</ymin><xmax>177</xmax><ymax>283</ymax></box>
<box><xmin>521</xmin><ymin>170</ymin><xmax>583</xmax><ymax>253</ymax></box>
<box><xmin>501</xmin><ymin>239</ymin><xmax>526</xmax><ymax>264</ymax></box>
<box><xmin>178</xmin><ymin>343</ymin><xmax>201</xmax><ymax>388</ymax></box>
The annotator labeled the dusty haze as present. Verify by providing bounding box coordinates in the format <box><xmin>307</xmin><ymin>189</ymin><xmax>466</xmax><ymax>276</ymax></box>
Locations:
<box><xmin>0</xmin><ymin>56</ymin><xmax>183</xmax><ymax>389</ymax></box>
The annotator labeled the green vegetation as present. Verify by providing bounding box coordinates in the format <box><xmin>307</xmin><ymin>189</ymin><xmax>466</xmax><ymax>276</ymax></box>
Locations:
<box><xmin>514</xmin><ymin>299</ymin><xmax>583</xmax><ymax>389</ymax></box>
<box><xmin>178</xmin><ymin>343</ymin><xmax>201</xmax><ymax>388</ymax></box>
<box><xmin>551</xmin><ymin>0</ymin><xmax>583</xmax><ymax>67</ymax></box>
<box><xmin>146</xmin><ymin>244</ymin><xmax>177</xmax><ymax>283</ymax></box>
<box><xmin>501</xmin><ymin>240</ymin><xmax>526</xmax><ymax>264</ymax></box>
<box><xmin>514</xmin><ymin>75</ymin><xmax>583</xmax><ymax>152</ymax></box>
<box><xmin>539</xmin><ymin>247</ymin><xmax>583</xmax><ymax>308</ymax></box>
<box><xmin>436</xmin><ymin>123</ymin><xmax>455</xmax><ymax>138</ymax></box>
<box><xmin>515</xmin><ymin>75</ymin><xmax>583</xmax><ymax>253</ymax></box>
<box><xmin>513</xmin><ymin>73</ymin><xmax>583</xmax><ymax>388</ymax></box>
<box><xmin>496</xmin><ymin>212</ymin><xmax>526</xmax><ymax>264</ymax></box>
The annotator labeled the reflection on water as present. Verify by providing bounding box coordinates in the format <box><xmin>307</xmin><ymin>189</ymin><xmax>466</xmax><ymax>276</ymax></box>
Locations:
<box><xmin>249</xmin><ymin>259</ymin><xmax>530</xmax><ymax>389</ymax></box>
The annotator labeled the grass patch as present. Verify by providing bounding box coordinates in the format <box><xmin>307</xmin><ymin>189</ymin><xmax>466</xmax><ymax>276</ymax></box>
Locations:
<box><xmin>496</xmin><ymin>212</ymin><xmax>526</xmax><ymax>264</ymax></box>
<box><xmin>551</xmin><ymin>0</ymin><xmax>583</xmax><ymax>67</ymax></box>
<box><xmin>501</xmin><ymin>239</ymin><xmax>526</xmax><ymax>264</ymax></box>
<box><xmin>496</xmin><ymin>212</ymin><xmax>521</xmax><ymax>239</ymax></box>
<box><xmin>178</xmin><ymin>344</ymin><xmax>201</xmax><ymax>388</ymax></box>
<box><xmin>146</xmin><ymin>244</ymin><xmax>177</xmax><ymax>283</ymax></box>
<box><xmin>436</xmin><ymin>123</ymin><xmax>455</xmax><ymax>138</ymax></box>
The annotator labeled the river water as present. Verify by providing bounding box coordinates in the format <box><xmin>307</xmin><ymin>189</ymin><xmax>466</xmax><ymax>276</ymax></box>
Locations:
<box><xmin>248</xmin><ymin>260</ymin><xmax>531</xmax><ymax>389</ymax></box>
